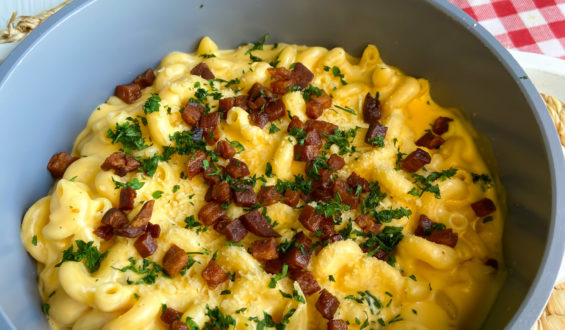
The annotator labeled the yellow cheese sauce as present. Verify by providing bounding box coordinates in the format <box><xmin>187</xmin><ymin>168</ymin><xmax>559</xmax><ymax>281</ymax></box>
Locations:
<box><xmin>21</xmin><ymin>36</ymin><xmax>505</xmax><ymax>330</ymax></box>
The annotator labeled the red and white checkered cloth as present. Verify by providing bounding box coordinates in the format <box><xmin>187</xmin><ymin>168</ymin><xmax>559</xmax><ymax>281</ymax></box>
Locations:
<box><xmin>448</xmin><ymin>0</ymin><xmax>565</xmax><ymax>58</ymax></box>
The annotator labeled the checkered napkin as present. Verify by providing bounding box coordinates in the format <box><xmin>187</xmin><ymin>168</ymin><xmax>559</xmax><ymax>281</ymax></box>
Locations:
<box><xmin>448</xmin><ymin>0</ymin><xmax>565</xmax><ymax>58</ymax></box>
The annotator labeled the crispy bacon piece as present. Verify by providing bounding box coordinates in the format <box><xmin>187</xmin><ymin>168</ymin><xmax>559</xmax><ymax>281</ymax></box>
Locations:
<box><xmin>270</xmin><ymin>79</ymin><xmax>293</xmax><ymax>94</ymax></box>
<box><xmin>416</xmin><ymin>132</ymin><xmax>445</xmax><ymax>149</ymax></box>
<box><xmin>365</xmin><ymin>122</ymin><xmax>388</xmax><ymax>146</ymax></box>
<box><xmin>101</xmin><ymin>208</ymin><xmax>129</xmax><ymax>228</ymax></box>
<box><xmin>287</xmin><ymin>116</ymin><xmax>305</xmax><ymax>132</ymax></box>
<box><xmin>283</xmin><ymin>245</ymin><xmax>310</xmax><ymax>269</ymax></box>
<box><xmin>115</xmin><ymin>83</ymin><xmax>141</xmax><ymax>104</ymax></box>
<box><xmin>310</xmin><ymin>186</ymin><xmax>333</xmax><ymax>202</ymax></box>
<box><xmin>293</xmin><ymin>231</ymin><xmax>313</xmax><ymax>249</ymax></box>
<box><xmin>294</xmin><ymin>145</ymin><xmax>320</xmax><ymax>161</ymax></box>
<box><xmin>133</xmin><ymin>68</ymin><xmax>155</xmax><ymax>89</ymax></box>
<box><xmin>265</xmin><ymin>99</ymin><xmax>286</xmax><ymax>121</ymax></box>
<box><xmin>290</xmin><ymin>63</ymin><xmax>314</xmax><ymax>88</ymax></box>
<box><xmin>203</xmin><ymin>165</ymin><xmax>224</xmax><ymax>185</ymax></box>
<box><xmin>299</xmin><ymin>205</ymin><xmax>324</xmax><ymax>232</ymax></box>
<box><xmin>290</xmin><ymin>269</ymin><xmax>320</xmax><ymax>295</ymax></box>
<box><xmin>232</xmin><ymin>183</ymin><xmax>257</xmax><ymax>207</ymax></box>
<box><xmin>355</xmin><ymin>214</ymin><xmax>382</xmax><ymax>235</ymax></box>
<box><xmin>315</xmin><ymin>168</ymin><xmax>334</xmax><ymax>189</ymax></box>
<box><xmin>198</xmin><ymin>202</ymin><xmax>225</xmax><ymax>226</ymax></box>
<box><xmin>319</xmin><ymin>217</ymin><xmax>339</xmax><ymax>241</ymax></box>
<box><xmin>316</xmin><ymin>289</ymin><xmax>340</xmax><ymax>320</ymax></box>
<box><xmin>250</xmin><ymin>112</ymin><xmax>269</xmax><ymax>128</ymax></box>
<box><xmin>304</xmin><ymin>131</ymin><xmax>323</xmax><ymax>147</ymax></box>
<box><xmin>226</xmin><ymin>158</ymin><xmax>250</xmax><ymax>178</ymax></box>
<box><xmin>283</xmin><ymin>190</ymin><xmax>301</xmax><ymax>207</ymax></box>
<box><xmin>333</xmin><ymin>179</ymin><xmax>359</xmax><ymax>208</ymax></box>
<box><xmin>101</xmin><ymin>152</ymin><xmax>141</xmax><ymax>177</ymax></box>
<box><xmin>363</xmin><ymin>93</ymin><xmax>381</xmax><ymax>124</ymax></box>
<box><xmin>119</xmin><ymin>187</ymin><xmax>136</xmax><ymax>211</ymax></box>
<box><xmin>328</xmin><ymin>319</ymin><xmax>348</xmax><ymax>330</ymax></box>
<box><xmin>202</xmin><ymin>260</ymin><xmax>228</xmax><ymax>288</ymax></box>
<box><xmin>306</xmin><ymin>93</ymin><xmax>332</xmax><ymax>119</ymax></box>
<box><xmin>433</xmin><ymin>117</ymin><xmax>453</xmax><ymax>135</ymax></box>
<box><xmin>162</xmin><ymin>244</ymin><xmax>188</xmax><ymax>277</ymax></box>
<box><xmin>218</xmin><ymin>95</ymin><xmax>250</xmax><ymax>115</ymax></box>
<box><xmin>327</xmin><ymin>154</ymin><xmax>345</xmax><ymax>171</ymax></box>
<box><xmin>216</xmin><ymin>140</ymin><xmax>236</xmax><ymax>159</ymax></box>
<box><xmin>170</xmin><ymin>320</ymin><xmax>189</xmax><ymax>330</ymax></box>
<box><xmin>160</xmin><ymin>306</ymin><xmax>183</xmax><ymax>324</ymax></box>
<box><xmin>257</xmin><ymin>186</ymin><xmax>283</xmax><ymax>206</ymax></box>
<box><xmin>414</xmin><ymin>214</ymin><xmax>433</xmax><ymax>237</ymax></box>
<box><xmin>134</xmin><ymin>232</ymin><xmax>157</xmax><ymax>258</ymax></box>
<box><xmin>147</xmin><ymin>223</ymin><xmax>161</xmax><ymax>238</ymax></box>
<box><xmin>190</xmin><ymin>62</ymin><xmax>215</xmax><ymax>79</ymax></box>
<box><xmin>182</xmin><ymin>102</ymin><xmax>204</xmax><ymax>126</ymax></box>
<box><xmin>210</xmin><ymin>181</ymin><xmax>232</xmax><ymax>203</ymax></box>
<box><xmin>199</xmin><ymin>112</ymin><xmax>220</xmax><ymax>131</ymax></box>
<box><xmin>248</xmin><ymin>96</ymin><xmax>268</xmax><ymax>113</ymax></box>
<box><xmin>264</xmin><ymin>258</ymin><xmax>283</xmax><ymax>274</ymax></box>
<box><xmin>47</xmin><ymin>152</ymin><xmax>78</xmax><ymax>179</ymax></box>
<box><xmin>214</xmin><ymin>218</ymin><xmax>248</xmax><ymax>242</ymax></box>
<box><xmin>186</xmin><ymin>149</ymin><xmax>208</xmax><ymax>178</ymax></box>
<box><xmin>248</xmin><ymin>82</ymin><xmax>274</xmax><ymax>100</ymax></box>
<box><xmin>305</xmin><ymin>120</ymin><xmax>337</xmax><ymax>135</ymax></box>
<box><xmin>250</xmin><ymin>238</ymin><xmax>279</xmax><ymax>261</ymax></box>
<box><xmin>115</xmin><ymin>200</ymin><xmax>155</xmax><ymax>238</ymax></box>
<box><xmin>268</xmin><ymin>67</ymin><xmax>292</xmax><ymax>81</ymax></box>
<box><xmin>94</xmin><ymin>225</ymin><xmax>114</xmax><ymax>241</ymax></box>
<box><xmin>347</xmin><ymin>172</ymin><xmax>369</xmax><ymax>193</ymax></box>
<box><xmin>428</xmin><ymin>228</ymin><xmax>458</xmax><ymax>247</ymax></box>
<box><xmin>239</xmin><ymin>210</ymin><xmax>280</xmax><ymax>237</ymax></box>
<box><xmin>471</xmin><ymin>198</ymin><xmax>496</xmax><ymax>217</ymax></box>
<box><xmin>204</xmin><ymin>126</ymin><xmax>220</xmax><ymax>145</ymax></box>
<box><xmin>401</xmin><ymin>148</ymin><xmax>431</xmax><ymax>173</ymax></box>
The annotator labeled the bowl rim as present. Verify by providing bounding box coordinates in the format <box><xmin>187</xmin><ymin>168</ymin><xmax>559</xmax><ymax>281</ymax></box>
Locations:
<box><xmin>1</xmin><ymin>0</ymin><xmax>564</xmax><ymax>328</ymax></box>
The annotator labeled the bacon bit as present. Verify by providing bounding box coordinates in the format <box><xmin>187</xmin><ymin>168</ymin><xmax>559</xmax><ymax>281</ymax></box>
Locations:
<box><xmin>185</xmin><ymin>149</ymin><xmax>208</xmax><ymax>178</ymax></box>
<box><xmin>162</xmin><ymin>244</ymin><xmax>189</xmax><ymax>277</ymax></box>
<box><xmin>215</xmin><ymin>218</ymin><xmax>248</xmax><ymax>242</ymax></box>
<box><xmin>210</xmin><ymin>181</ymin><xmax>232</xmax><ymax>203</ymax></box>
<box><xmin>182</xmin><ymin>103</ymin><xmax>204</xmax><ymax>126</ymax></box>
<box><xmin>305</xmin><ymin>120</ymin><xmax>338</xmax><ymax>135</ymax></box>
<box><xmin>203</xmin><ymin>165</ymin><xmax>225</xmax><ymax>184</ymax></box>
<box><xmin>202</xmin><ymin>260</ymin><xmax>229</xmax><ymax>288</ymax></box>
<box><xmin>316</xmin><ymin>289</ymin><xmax>340</xmax><ymax>320</ymax></box>
<box><xmin>365</xmin><ymin>122</ymin><xmax>388</xmax><ymax>146</ymax></box>
<box><xmin>268</xmin><ymin>67</ymin><xmax>292</xmax><ymax>81</ymax></box>
<box><xmin>306</xmin><ymin>93</ymin><xmax>332</xmax><ymax>119</ymax></box>
<box><xmin>248</xmin><ymin>82</ymin><xmax>274</xmax><ymax>101</ymax></box>
<box><xmin>47</xmin><ymin>152</ymin><xmax>79</xmax><ymax>179</ymax></box>
<box><xmin>288</xmin><ymin>116</ymin><xmax>305</xmax><ymax>132</ymax></box>
<box><xmin>225</xmin><ymin>158</ymin><xmax>250</xmax><ymax>178</ymax></box>
<box><xmin>147</xmin><ymin>223</ymin><xmax>161</xmax><ymax>238</ymax></box>
<box><xmin>134</xmin><ymin>232</ymin><xmax>157</xmax><ymax>258</ymax></box>
<box><xmin>130</xmin><ymin>200</ymin><xmax>155</xmax><ymax>228</ymax></box>
<box><xmin>294</xmin><ymin>145</ymin><xmax>321</xmax><ymax>161</ymax></box>
<box><xmin>94</xmin><ymin>225</ymin><xmax>114</xmax><ymax>241</ymax></box>
<box><xmin>218</xmin><ymin>95</ymin><xmax>250</xmax><ymax>116</ymax></box>
<box><xmin>271</xmin><ymin>79</ymin><xmax>293</xmax><ymax>94</ymax></box>
<box><xmin>401</xmin><ymin>148</ymin><xmax>431</xmax><ymax>173</ymax></box>
<box><xmin>283</xmin><ymin>190</ymin><xmax>301</xmax><ymax>207</ymax></box>
<box><xmin>133</xmin><ymin>69</ymin><xmax>155</xmax><ymax>89</ymax></box>
<box><xmin>471</xmin><ymin>198</ymin><xmax>496</xmax><ymax>217</ymax></box>
<box><xmin>304</xmin><ymin>131</ymin><xmax>323</xmax><ymax>147</ymax></box>
<box><xmin>115</xmin><ymin>83</ymin><xmax>142</xmax><ymax>104</ymax></box>
<box><xmin>257</xmin><ymin>186</ymin><xmax>283</xmax><ymax>206</ymax></box>
<box><xmin>250</xmin><ymin>238</ymin><xmax>279</xmax><ymax>261</ymax></box>
<box><xmin>198</xmin><ymin>202</ymin><xmax>225</xmax><ymax>226</ymax></box>
<box><xmin>232</xmin><ymin>183</ymin><xmax>257</xmax><ymax>207</ymax></box>
<box><xmin>428</xmin><ymin>228</ymin><xmax>458</xmax><ymax>248</ymax></box>
<box><xmin>101</xmin><ymin>208</ymin><xmax>129</xmax><ymax>228</ymax></box>
<box><xmin>119</xmin><ymin>187</ymin><xmax>136</xmax><ymax>211</ymax></box>
<box><xmin>347</xmin><ymin>172</ymin><xmax>369</xmax><ymax>193</ymax></box>
<box><xmin>416</xmin><ymin>132</ymin><xmax>445</xmax><ymax>149</ymax></box>
<box><xmin>332</xmin><ymin>179</ymin><xmax>359</xmax><ymax>208</ymax></box>
<box><xmin>363</xmin><ymin>93</ymin><xmax>381</xmax><ymax>124</ymax></box>
<box><xmin>216</xmin><ymin>140</ymin><xmax>236</xmax><ymax>159</ymax></box>
<box><xmin>290</xmin><ymin>63</ymin><xmax>314</xmax><ymax>88</ymax></box>
<box><xmin>299</xmin><ymin>205</ymin><xmax>324</xmax><ymax>232</ymax></box>
<box><xmin>190</xmin><ymin>62</ymin><xmax>215</xmax><ymax>79</ymax></box>
<box><xmin>432</xmin><ymin>117</ymin><xmax>453</xmax><ymax>135</ymax></box>
<box><xmin>239</xmin><ymin>210</ymin><xmax>280</xmax><ymax>237</ymax></box>
<box><xmin>283</xmin><ymin>245</ymin><xmax>310</xmax><ymax>270</ymax></box>
<box><xmin>101</xmin><ymin>152</ymin><xmax>141</xmax><ymax>177</ymax></box>
<box><xmin>328</xmin><ymin>319</ymin><xmax>348</xmax><ymax>330</ymax></box>
<box><xmin>289</xmin><ymin>269</ymin><xmax>320</xmax><ymax>295</ymax></box>
<box><xmin>265</xmin><ymin>99</ymin><xmax>286</xmax><ymax>121</ymax></box>
<box><xmin>199</xmin><ymin>112</ymin><xmax>220</xmax><ymax>131</ymax></box>
<box><xmin>171</xmin><ymin>320</ymin><xmax>189</xmax><ymax>330</ymax></box>
<box><xmin>250</xmin><ymin>112</ymin><xmax>269</xmax><ymax>128</ymax></box>
<box><xmin>355</xmin><ymin>214</ymin><xmax>382</xmax><ymax>235</ymax></box>
<box><xmin>414</xmin><ymin>214</ymin><xmax>433</xmax><ymax>237</ymax></box>
<box><xmin>327</xmin><ymin>154</ymin><xmax>345</xmax><ymax>171</ymax></box>
<box><xmin>160</xmin><ymin>307</ymin><xmax>183</xmax><ymax>325</ymax></box>
<box><xmin>248</xmin><ymin>96</ymin><xmax>268</xmax><ymax>113</ymax></box>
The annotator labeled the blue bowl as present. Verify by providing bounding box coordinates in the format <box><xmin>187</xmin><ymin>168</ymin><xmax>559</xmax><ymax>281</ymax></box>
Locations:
<box><xmin>1</xmin><ymin>0</ymin><xmax>564</xmax><ymax>328</ymax></box>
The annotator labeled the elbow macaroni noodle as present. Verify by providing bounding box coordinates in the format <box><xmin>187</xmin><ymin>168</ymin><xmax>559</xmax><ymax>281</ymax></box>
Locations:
<box><xmin>21</xmin><ymin>36</ymin><xmax>505</xmax><ymax>329</ymax></box>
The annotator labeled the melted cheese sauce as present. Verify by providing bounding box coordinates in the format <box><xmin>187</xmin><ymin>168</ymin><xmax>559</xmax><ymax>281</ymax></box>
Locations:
<box><xmin>21</xmin><ymin>37</ymin><xmax>505</xmax><ymax>330</ymax></box>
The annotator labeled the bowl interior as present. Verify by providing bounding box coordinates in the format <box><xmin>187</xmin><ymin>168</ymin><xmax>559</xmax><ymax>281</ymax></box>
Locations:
<box><xmin>0</xmin><ymin>0</ymin><xmax>563</xmax><ymax>328</ymax></box>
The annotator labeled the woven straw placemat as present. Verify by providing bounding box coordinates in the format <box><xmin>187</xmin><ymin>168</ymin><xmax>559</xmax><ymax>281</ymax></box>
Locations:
<box><xmin>2</xmin><ymin>1</ymin><xmax>565</xmax><ymax>329</ymax></box>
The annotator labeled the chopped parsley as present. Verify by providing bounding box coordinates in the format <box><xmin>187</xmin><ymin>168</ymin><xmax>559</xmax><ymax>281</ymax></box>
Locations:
<box><xmin>345</xmin><ymin>290</ymin><xmax>382</xmax><ymax>315</ymax></box>
<box><xmin>173</xmin><ymin>185</ymin><xmax>181</xmax><ymax>193</ymax></box>
<box><xmin>471</xmin><ymin>173</ymin><xmax>492</xmax><ymax>191</ymax></box>
<box><xmin>225</xmin><ymin>78</ymin><xmax>240</xmax><ymax>88</ymax></box>
<box><xmin>137</xmin><ymin>148</ymin><xmax>174</xmax><ymax>177</ymax></box>
<box><xmin>359</xmin><ymin>226</ymin><xmax>404</xmax><ymax>265</ymax></box>
<box><xmin>268</xmin><ymin>264</ymin><xmax>288</xmax><ymax>288</ymax></box>
<box><xmin>204</xmin><ymin>305</ymin><xmax>236</xmax><ymax>330</ymax></box>
<box><xmin>152</xmin><ymin>190</ymin><xmax>164</xmax><ymax>199</ymax></box>
<box><xmin>69</xmin><ymin>176</ymin><xmax>78</xmax><ymax>182</ymax></box>
<box><xmin>314</xmin><ymin>192</ymin><xmax>351</xmax><ymax>222</ymax></box>
<box><xmin>361</xmin><ymin>182</ymin><xmax>387</xmax><ymax>215</ymax></box>
<box><xmin>394</xmin><ymin>148</ymin><xmax>407</xmax><ymax>170</ymax></box>
<box><xmin>32</xmin><ymin>235</ymin><xmax>38</xmax><ymax>246</ymax></box>
<box><xmin>245</xmin><ymin>34</ymin><xmax>269</xmax><ymax>62</ymax></box>
<box><xmin>42</xmin><ymin>303</ymin><xmax>50</xmax><ymax>315</ymax></box>
<box><xmin>184</xmin><ymin>215</ymin><xmax>207</xmax><ymax>234</ymax></box>
<box><xmin>248</xmin><ymin>309</ymin><xmax>296</xmax><ymax>329</ymax></box>
<box><xmin>409</xmin><ymin>274</ymin><xmax>417</xmax><ymax>281</ymax></box>
<box><xmin>483</xmin><ymin>216</ymin><xmax>494</xmax><ymax>223</ymax></box>
<box><xmin>170</xmin><ymin>130</ymin><xmax>207</xmax><ymax>155</ymax></box>
<box><xmin>269</xmin><ymin>122</ymin><xmax>280</xmax><ymax>134</ymax></box>
<box><xmin>106</xmin><ymin>117</ymin><xmax>149</xmax><ymax>153</ymax></box>
<box><xmin>329</xmin><ymin>275</ymin><xmax>335</xmax><ymax>282</ymax></box>
<box><xmin>288</xmin><ymin>127</ymin><xmax>308</xmax><ymax>145</ymax></box>
<box><xmin>200</xmin><ymin>53</ymin><xmax>216</xmax><ymax>58</ymax></box>
<box><xmin>275</xmin><ymin>175</ymin><xmax>312</xmax><ymax>195</ymax></box>
<box><xmin>305</xmin><ymin>154</ymin><xmax>331</xmax><ymax>180</ymax></box>
<box><xmin>374</xmin><ymin>207</ymin><xmax>412</xmax><ymax>223</ymax></box>
<box><xmin>112</xmin><ymin>177</ymin><xmax>145</xmax><ymax>190</ymax></box>
<box><xmin>226</xmin><ymin>139</ymin><xmax>245</xmax><ymax>153</ymax></box>
<box><xmin>368</xmin><ymin>135</ymin><xmax>385</xmax><ymax>147</ymax></box>
<box><xmin>329</xmin><ymin>66</ymin><xmax>347</xmax><ymax>85</ymax></box>
<box><xmin>302</xmin><ymin>84</ymin><xmax>323</xmax><ymax>101</ymax></box>
<box><xmin>113</xmin><ymin>257</ymin><xmax>166</xmax><ymax>285</ymax></box>
<box><xmin>265</xmin><ymin>162</ymin><xmax>274</xmax><ymax>178</ymax></box>
<box><xmin>322</xmin><ymin>128</ymin><xmax>358</xmax><ymax>155</ymax></box>
<box><xmin>143</xmin><ymin>93</ymin><xmax>161</xmax><ymax>114</ymax></box>
<box><xmin>55</xmin><ymin>240</ymin><xmax>108</xmax><ymax>273</ymax></box>
<box><xmin>334</xmin><ymin>105</ymin><xmax>356</xmax><ymax>115</ymax></box>
<box><xmin>407</xmin><ymin>168</ymin><xmax>458</xmax><ymax>199</ymax></box>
